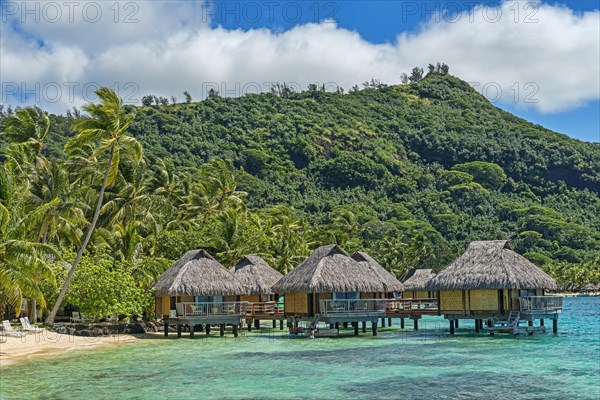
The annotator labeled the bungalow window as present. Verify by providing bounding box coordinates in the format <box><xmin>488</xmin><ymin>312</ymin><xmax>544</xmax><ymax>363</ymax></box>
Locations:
<box><xmin>519</xmin><ymin>289</ymin><xmax>536</xmax><ymax>297</ymax></box>
<box><xmin>194</xmin><ymin>296</ymin><xmax>224</xmax><ymax>303</ymax></box>
<box><xmin>333</xmin><ymin>292</ymin><xmax>359</xmax><ymax>300</ymax></box>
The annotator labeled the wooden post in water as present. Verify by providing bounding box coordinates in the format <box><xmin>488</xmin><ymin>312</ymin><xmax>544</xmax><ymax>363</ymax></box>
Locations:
<box><xmin>190</xmin><ymin>324</ymin><xmax>195</xmax><ymax>338</ymax></box>
<box><xmin>540</xmin><ymin>319</ymin><xmax>544</xmax><ymax>326</ymax></box>
<box><xmin>343</xmin><ymin>322</ymin><xmax>348</xmax><ymax>328</ymax></box>
<box><xmin>528</xmin><ymin>320</ymin><xmax>533</xmax><ymax>327</ymax></box>
<box><xmin>372</xmin><ymin>321</ymin><xmax>378</xmax><ymax>336</ymax></box>
<box><xmin>280</xmin><ymin>320</ymin><xmax>284</xmax><ymax>330</ymax></box>
<box><xmin>247</xmin><ymin>322</ymin><xmax>252</xmax><ymax>332</ymax></box>
<box><xmin>177</xmin><ymin>323</ymin><xmax>182</xmax><ymax>338</ymax></box>
<box><xmin>220</xmin><ymin>324</ymin><xmax>225</xmax><ymax>337</ymax></box>
<box><xmin>388</xmin><ymin>318</ymin><xmax>392</xmax><ymax>326</ymax></box>
<box><xmin>330</xmin><ymin>324</ymin><xmax>334</xmax><ymax>329</ymax></box>
<box><xmin>553</xmin><ymin>318</ymin><xmax>558</xmax><ymax>334</ymax></box>
<box><xmin>354</xmin><ymin>322</ymin><xmax>359</xmax><ymax>336</ymax></box>
<box><xmin>401</xmin><ymin>318</ymin><xmax>405</xmax><ymax>329</ymax></box>
<box><xmin>455</xmin><ymin>320</ymin><xmax>459</xmax><ymax>328</ymax></box>
<box><xmin>233</xmin><ymin>323</ymin><xmax>239</xmax><ymax>337</ymax></box>
<box><xmin>475</xmin><ymin>319</ymin><xmax>480</xmax><ymax>333</ymax></box>
<box><xmin>449</xmin><ymin>320</ymin><xmax>455</xmax><ymax>335</ymax></box>
<box><xmin>381</xmin><ymin>318</ymin><xmax>386</xmax><ymax>327</ymax></box>
<box><xmin>335</xmin><ymin>322</ymin><xmax>339</xmax><ymax>330</ymax></box>
<box><xmin>413</xmin><ymin>319</ymin><xmax>419</xmax><ymax>331</ymax></box>
<box><xmin>254</xmin><ymin>319</ymin><xmax>260</xmax><ymax>329</ymax></box>
<box><xmin>362</xmin><ymin>321</ymin><xmax>366</xmax><ymax>333</ymax></box>
<box><xmin>205</xmin><ymin>324</ymin><xmax>211</xmax><ymax>335</ymax></box>
<box><xmin>163</xmin><ymin>320</ymin><xmax>169</xmax><ymax>337</ymax></box>
<box><xmin>273</xmin><ymin>320</ymin><xmax>277</xmax><ymax>329</ymax></box>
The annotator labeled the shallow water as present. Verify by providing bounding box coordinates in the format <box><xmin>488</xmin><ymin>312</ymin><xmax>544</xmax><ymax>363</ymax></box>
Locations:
<box><xmin>1</xmin><ymin>297</ymin><xmax>598</xmax><ymax>399</ymax></box>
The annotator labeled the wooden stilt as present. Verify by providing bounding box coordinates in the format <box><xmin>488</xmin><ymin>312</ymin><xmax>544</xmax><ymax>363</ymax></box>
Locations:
<box><xmin>475</xmin><ymin>319</ymin><xmax>480</xmax><ymax>333</ymax></box>
<box><xmin>335</xmin><ymin>322</ymin><xmax>339</xmax><ymax>330</ymax></box>
<box><xmin>254</xmin><ymin>319</ymin><xmax>260</xmax><ymax>329</ymax></box>
<box><xmin>449</xmin><ymin>320</ymin><xmax>455</xmax><ymax>335</ymax></box>
<box><xmin>372</xmin><ymin>321</ymin><xmax>378</xmax><ymax>336</ymax></box>
<box><xmin>400</xmin><ymin>318</ymin><xmax>405</xmax><ymax>329</ymax></box>
<box><xmin>233</xmin><ymin>323</ymin><xmax>239</xmax><ymax>337</ymax></box>
<box><xmin>329</xmin><ymin>324</ymin><xmax>334</xmax><ymax>329</ymax></box>
<box><xmin>205</xmin><ymin>324</ymin><xmax>211</xmax><ymax>335</ymax></box>
<box><xmin>362</xmin><ymin>321</ymin><xmax>366</xmax><ymax>333</ymax></box>
<box><xmin>220</xmin><ymin>324</ymin><xmax>225</xmax><ymax>337</ymax></box>
<box><xmin>163</xmin><ymin>320</ymin><xmax>169</xmax><ymax>337</ymax></box>
<box><xmin>413</xmin><ymin>319</ymin><xmax>418</xmax><ymax>331</ymax></box>
<box><xmin>540</xmin><ymin>319</ymin><xmax>544</xmax><ymax>326</ymax></box>
<box><xmin>272</xmin><ymin>320</ymin><xmax>277</xmax><ymax>329</ymax></box>
<box><xmin>388</xmin><ymin>318</ymin><xmax>392</xmax><ymax>326</ymax></box>
<box><xmin>280</xmin><ymin>320</ymin><xmax>284</xmax><ymax>330</ymax></box>
<box><xmin>190</xmin><ymin>325</ymin><xmax>195</xmax><ymax>338</ymax></box>
<box><xmin>528</xmin><ymin>320</ymin><xmax>533</xmax><ymax>327</ymax></box>
<box><xmin>343</xmin><ymin>322</ymin><xmax>348</xmax><ymax>328</ymax></box>
<box><xmin>247</xmin><ymin>322</ymin><xmax>252</xmax><ymax>332</ymax></box>
<box><xmin>354</xmin><ymin>322</ymin><xmax>359</xmax><ymax>336</ymax></box>
<box><xmin>177</xmin><ymin>323</ymin><xmax>182</xmax><ymax>338</ymax></box>
<box><xmin>455</xmin><ymin>320</ymin><xmax>459</xmax><ymax>328</ymax></box>
<box><xmin>553</xmin><ymin>318</ymin><xmax>558</xmax><ymax>334</ymax></box>
<box><xmin>381</xmin><ymin>318</ymin><xmax>386</xmax><ymax>327</ymax></box>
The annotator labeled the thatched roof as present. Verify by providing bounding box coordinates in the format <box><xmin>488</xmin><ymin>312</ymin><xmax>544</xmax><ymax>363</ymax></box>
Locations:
<box><xmin>272</xmin><ymin>244</ymin><xmax>387</xmax><ymax>293</ymax></box>
<box><xmin>403</xmin><ymin>269</ymin><xmax>436</xmax><ymax>291</ymax></box>
<box><xmin>232</xmin><ymin>255</ymin><xmax>284</xmax><ymax>295</ymax></box>
<box><xmin>152</xmin><ymin>249</ymin><xmax>244</xmax><ymax>296</ymax></box>
<box><xmin>351</xmin><ymin>251</ymin><xmax>404</xmax><ymax>292</ymax></box>
<box><xmin>427</xmin><ymin>240</ymin><xmax>558</xmax><ymax>290</ymax></box>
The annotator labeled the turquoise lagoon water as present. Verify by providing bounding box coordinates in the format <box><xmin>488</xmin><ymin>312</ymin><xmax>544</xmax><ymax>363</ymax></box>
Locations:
<box><xmin>1</xmin><ymin>297</ymin><xmax>598</xmax><ymax>400</ymax></box>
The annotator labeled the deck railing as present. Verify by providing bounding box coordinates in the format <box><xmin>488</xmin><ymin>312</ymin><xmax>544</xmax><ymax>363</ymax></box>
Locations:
<box><xmin>246</xmin><ymin>301</ymin><xmax>284</xmax><ymax>317</ymax></box>
<box><xmin>386</xmin><ymin>298</ymin><xmax>439</xmax><ymax>314</ymax></box>
<box><xmin>176</xmin><ymin>302</ymin><xmax>247</xmax><ymax>318</ymax></box>
<box><xmin>519</xmin><ymin>296</ymin><xmax>563</xmax><ymax>314</ymax></box>
<box><xmin>319</xmin><ymin>299</ymin><xmax>388</xmax><ymax>317</ymax></box>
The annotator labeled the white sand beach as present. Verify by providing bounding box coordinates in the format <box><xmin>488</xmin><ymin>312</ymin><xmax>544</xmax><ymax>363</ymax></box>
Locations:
<box><xmin>0</xmin><ymin>330</ymin><xmax>140</xmax><ymax>367</ymax></box>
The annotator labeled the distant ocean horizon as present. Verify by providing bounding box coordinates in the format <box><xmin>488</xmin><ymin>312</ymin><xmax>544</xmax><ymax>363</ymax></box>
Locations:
<box><xmin>1</xmin><ymin>296</ymin><xmax>598</xmax><ymax>400</ymax></box>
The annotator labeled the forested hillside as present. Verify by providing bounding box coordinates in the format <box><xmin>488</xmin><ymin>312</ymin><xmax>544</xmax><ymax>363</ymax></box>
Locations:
<box><xmin>1</xmin><ymin>73</ymin><xmax>599</xmax><ymax>318</ymax></box>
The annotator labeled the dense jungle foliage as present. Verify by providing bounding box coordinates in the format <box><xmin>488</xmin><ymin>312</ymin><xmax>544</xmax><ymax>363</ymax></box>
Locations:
<box><xmin>1</xmin><ymin>72</ymin><xmax>598</xmax><ymax>319</ymax></box>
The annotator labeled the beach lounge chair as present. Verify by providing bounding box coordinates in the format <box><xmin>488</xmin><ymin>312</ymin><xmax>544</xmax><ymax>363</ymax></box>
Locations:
<box><xmin>1</xmin><ymin>320</ymin><xmax>26</xmax><ymax>337</ymax></box>
<box><xmin>20</xmin><ymin>317</ymin><xmax>44</xmax><ymax>332</ymax></box>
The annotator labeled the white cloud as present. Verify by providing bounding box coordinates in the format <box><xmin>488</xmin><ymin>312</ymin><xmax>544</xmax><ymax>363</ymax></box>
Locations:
<box><xmin>1</xmin><ymin>0</ymin><xmax>598</xmax><ymax>114</ymax></box>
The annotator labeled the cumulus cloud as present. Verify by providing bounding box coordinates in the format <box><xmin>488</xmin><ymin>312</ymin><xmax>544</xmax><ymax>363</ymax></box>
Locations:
<box><xmin>1</xmin><ymin>0</ymin><xmax>598</xmax><ymax>114</ymax></box>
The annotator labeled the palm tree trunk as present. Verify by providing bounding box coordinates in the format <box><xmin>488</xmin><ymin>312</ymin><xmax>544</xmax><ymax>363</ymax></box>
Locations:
<box><xmin>45</xmin><ymin>145</ymin><xmax>115</xmax><ymax>325</ymax></box>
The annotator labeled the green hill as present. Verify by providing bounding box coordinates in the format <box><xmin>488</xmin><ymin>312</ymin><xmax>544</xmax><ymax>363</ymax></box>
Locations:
<box><xmin>5</xmin><ymin>73</ymin><xmax>600</xmax><ymax>287</ymax></box>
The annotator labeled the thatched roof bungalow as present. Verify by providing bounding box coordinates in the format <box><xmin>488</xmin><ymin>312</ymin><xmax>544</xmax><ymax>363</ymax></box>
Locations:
<box><xmin>272</xmin><ymin>244</ymin><xmax>387</xmax><ymax>318</ymax></box>
<box><xmin>232</xmin><ymin>255</ymin><xmax>284</xmax><ymax>302</ymax></box>
<box><xmin>402</xmin><ymin>269</ymin><xmax>437</xmax><ymax>299</ymax></box>
<box><xmin>351</xmin><ymin>251</ymin><xmax>404</xmax><ymax>295</ymax></box>
<box><xmin>427</xmin><ymin>240</ymin><xmax>559</xmax><ymax>322</ymax></box>
<box><xmin>153</xmin><ymin>249</ymin><xmax>244</xmax><ymax>318</ymax></box>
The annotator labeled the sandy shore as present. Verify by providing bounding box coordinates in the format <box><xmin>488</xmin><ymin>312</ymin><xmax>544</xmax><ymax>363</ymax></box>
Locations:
<box><xmin>0</xmin><ymin>330</ymin><xmax>141</xmax><ymax>367</ymax></box>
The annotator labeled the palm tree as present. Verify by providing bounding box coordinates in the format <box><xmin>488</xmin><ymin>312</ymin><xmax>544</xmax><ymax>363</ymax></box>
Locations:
<box><xmin>45</xmin><ymin>87</ymin><xmax>143</xmax><ymax>324</ymax></box>
<box><xmin>0</xmin><ymin>202</ymin><xmax>57</xmax><ymax>317</ymax></box>
<box><xmin>1</xmin><ymin>107</ymin><xmax>49</xmax><ymax>162</ymax></box>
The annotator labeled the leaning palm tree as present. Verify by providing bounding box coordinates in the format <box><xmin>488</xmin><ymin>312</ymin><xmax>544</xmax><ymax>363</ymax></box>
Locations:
<box><xmin>45</xmin><ymin>87</ymin><xmax>143</xmax><ymax>324</ymax></box>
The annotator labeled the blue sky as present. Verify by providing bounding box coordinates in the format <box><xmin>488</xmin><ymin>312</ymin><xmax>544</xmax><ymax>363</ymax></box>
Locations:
<box><xmin>1</xmin><ymin>0</ymin><xmax>599</xmax><ymax>142</ymax></box>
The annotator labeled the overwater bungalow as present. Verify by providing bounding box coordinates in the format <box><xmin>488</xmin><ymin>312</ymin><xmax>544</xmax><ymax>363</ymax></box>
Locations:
<box><xmin>272</xmin><ymin>244</ymin><xmax>389</xmax><ymax>335</ymax></box>
<box><xmin>232</xmin><ymin>255</ymin><xmax>285</xmax><ymax>329</ymax></box>
<box><xmin>351</xmin><ymin>251</ymin><xmax>414</xmax><ymax>328</ymax></box>
<box><xmin>402</xmin><ymin>269</ymin><xmax>437</xmax><ymax>299</ymax></box>
<box><xmin>427</xmin><ymin>240</ymin><xmax>562</xmax><ymax>335</ymax></box>
<box><xmin>152</xmin><ymin>249</ymin><xmax>246</xmax><ymax>337</ymax></box>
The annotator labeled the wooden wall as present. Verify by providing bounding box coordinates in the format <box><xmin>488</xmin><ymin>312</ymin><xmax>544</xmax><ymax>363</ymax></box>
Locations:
<box><xmin>240</xmin><ymin>295</ymin><xmax>260</xmax><ymax>303</ymax></box>
<box><xmin>439</xmin><ymin>290</ymin><xmax>464</xmax><ymax>312</ymax></box>
<box><xmin>469</xmin><ymin>289</ymin><xmax>498</xmax><ymax>311</ymax></box>
<box><xmin>155</xmin><ymin>296</ymin><xmax>171</xmax><ymax>318</ymax></box>
<box><xmin>284</xmin><ymin>292</ymin><xmax>308</xmax><ymax>315</ymax></box>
